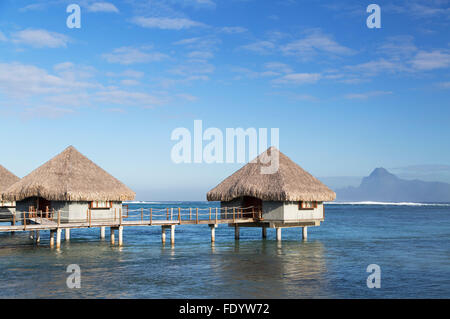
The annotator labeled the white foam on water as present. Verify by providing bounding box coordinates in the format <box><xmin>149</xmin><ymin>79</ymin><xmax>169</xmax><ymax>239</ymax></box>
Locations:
<box><xmin>326</xmin><ymin>201</ymin><xmax>450</xmax><ymax>206</ymax></box>
<box><xmin>124</xmin><ymin>201</ymin><xmax>162</xmax><ymax>204</ymax></box>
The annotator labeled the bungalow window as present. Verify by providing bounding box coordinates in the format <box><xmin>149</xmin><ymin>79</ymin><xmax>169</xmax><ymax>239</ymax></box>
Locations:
<box><xmin>298</xmin><ymin>201</ymin><xmax>317</xmax><ymax>210</ymax></box>
<box><xmin>89</xmin><ymin>201</ymin><xmax>113</xmax><ymax>209</ymax></box>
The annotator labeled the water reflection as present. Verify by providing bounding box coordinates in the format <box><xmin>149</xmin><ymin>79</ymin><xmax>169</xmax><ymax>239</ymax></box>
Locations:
<box><xmin>210</xmin><ymin>240</ymin><xmax>329</xmax><ymax>298</ymax></box>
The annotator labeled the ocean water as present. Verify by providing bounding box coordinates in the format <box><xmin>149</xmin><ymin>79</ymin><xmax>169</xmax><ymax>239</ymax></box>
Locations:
<box><xmin>0</xmin><ymin>202</ymin><xmax>449</xmax><ymax>299</ymax></box>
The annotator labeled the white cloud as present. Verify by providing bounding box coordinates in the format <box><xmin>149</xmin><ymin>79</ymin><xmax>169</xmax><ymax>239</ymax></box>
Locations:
<box><xmin>220</xmin><ymin>26</ymin><xmax>247</xmax><ymax>34</ymax></box>
<box><xmin>132</xmin><ymin>17</ymin><xmax>206</xmax><ymax>30</ymax></box>
<box><xmin>344</xmin><ymin>91</ymin><xmax>392</xmax><ymax>100</ymax></box>
<box><xmin>95</xmin><ymin>89</ymin><xmax>165</xmax><ymax>108</ymax></box>
<box><xmin>121</xmin><ymin>79</ymin><xmax>140</xmax><ymax>86</ymax></box>
<box><xmin>282</xmin><ymin>30</ymin><xmax>355</xmax><ymax>60</ymax></box>
<box><xmin>12</xmin><ymin>29</ymin><xmax>69</xmax><ymax>48</ymax></box>
<box><xmin>176</xmin><ymin>93</ymin><xmax>198</xmax><ymax>101</ymax></box>
<box><xmin>437</xmin><ymin>81</ymin><xmax>450</xmax><ymax>89</ymax></box>
<box><xmin>264</xmin><ymin>62</ymin><xmax>292</xmax><ymax>74</ymax></box>
<box><xmin>19</xmin><ymin>3</ymin><xmax>50</xmax><ymax>12</ymax></box>
<box><xmin>169</xmin><ymin>59</ymin><xmax>215</xmax><ymax>76</ymax></box>
<box><xmin>0</xmin><ymin>61</ymin><xmax>169</xmax><ymax>117</ymax></box>
<box><xmin>187</xmin><ymin>51</ymin><xmax>214</xmax><ymax>59</ymax></box>
<box><xmin>121</xmin><ymin>70</ymin><xmax>145</xmax><ymax>78</ymax></box>
<box><xmin>378</xmin><ymin>36</ymin><xmax>417</xmax><ymax>60</ymax></box>
<box><xmin>173</xmin><ymin>36</ymin><xmax>221</xmax><ymax>53</ymax></box>
<box><xmin>87</xmin><ymin>2</ymin><xmax>119</xmax><ymax>13</ymax></box>
<box><xmin>385</xmin><ymin>2</ymin><xmax>450</xmax><ymax>18</ymax></box>
<box><xmin>240</xmin><ymin>41</ymin><xmax>275</xmax><ymax>54</ymax></box>
<box><xmin>22</xmin><ymin>106</ymin><xmax>75</xmax><ymax>119</ymax></box>
<box><xmin>0</xmin><ymin>62</ymin><xmax>95</xmax><ymax>98</ymax></box>
<box><xmin>410</xmin><ymin>50</ymin><xmax>450</xmax><ymax>70</ymax></box>
<box><xmin>345</xmin><ymin>59</ymin><xmax>406</xmax><ymax>76</ymax></box>
<box><xmin>194</xmin><ymin>0</ymin><xmax>215</xmax><ymax>6</ymax></box>
<box><xmin>177</xmin><ymin>0</ymin><xmax>216</xmax><ymax>8</ymax></box>
<box><xmin>102</xmin><ymin>47</ymin><xmax>168</xmax><ymax>64</ymax></box>
<box><xmin>272</xmin><ymin>73</ymin><xmax>321</xmax><ymax>85</ymax></box>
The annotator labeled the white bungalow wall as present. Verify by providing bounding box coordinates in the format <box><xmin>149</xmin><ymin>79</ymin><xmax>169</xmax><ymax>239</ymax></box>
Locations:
<box><xmin>58</xmin><ymin>201</ymin><xmax>123</xmax><ymax>223</ymax></box>
<box><xmin>220</xmin><ymin>198</ymin><xmax>324</xmax><ymax>222</ymax></box>
<box><xmin>0</xmin><ymin>201</ymin><xmax>15</xmax><ymax>221</ymax></box>
<box><xmin>15</xmin><ymin>198</ymin><xmax>122</xmax><ymax>223</ymax></box>
<box><xmin>262</xmin><ymin>201</ymin><xmax>324</xmax><ymax>222</ymax></box>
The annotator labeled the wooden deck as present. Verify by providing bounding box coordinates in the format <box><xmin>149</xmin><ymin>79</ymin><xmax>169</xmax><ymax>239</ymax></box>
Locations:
<box><xmin>0</xmin><ymin>217</ymin><xmax>256</xmax><ymax>232</ymax></box>
<box><xmin>0</xmin><ymin>206</ymin><xmax>316</xmax><ymax>247</ymax></box>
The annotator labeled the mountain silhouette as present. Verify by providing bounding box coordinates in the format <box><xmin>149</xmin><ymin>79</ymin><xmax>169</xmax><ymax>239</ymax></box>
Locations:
<box><xmin>336</xmin><ymin>167</ymin><xmax>450</xmax><ymax>202</ymax></box>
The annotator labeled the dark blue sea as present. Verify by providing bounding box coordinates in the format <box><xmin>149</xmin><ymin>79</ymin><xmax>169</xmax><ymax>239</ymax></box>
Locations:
<box><xmin>0</xmin><ymin>202</ymin><xmax>449</xmax><ymax>298</ymax></box>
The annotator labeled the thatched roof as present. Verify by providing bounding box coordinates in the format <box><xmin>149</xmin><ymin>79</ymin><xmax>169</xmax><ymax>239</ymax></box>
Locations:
<box><xmin>207</xmin><ymin>147</ymin><xmax>336</xmax><ymax>202</ymax></box>
<box><xmin>0</xmin><ymin>165</ymin><xmax>19</xmax><ymax>196</ymax></box>
<box><xmin>2</xmin><ymin>146</ymin><xmax>135</xmax><ymax>202</ymax></box>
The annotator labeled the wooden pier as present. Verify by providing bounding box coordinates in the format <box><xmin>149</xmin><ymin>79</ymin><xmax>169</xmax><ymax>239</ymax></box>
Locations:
<box><xmin>0</xmin><ymin>206</ymin><xmax>284</xmax><ymax>248</ymax></box>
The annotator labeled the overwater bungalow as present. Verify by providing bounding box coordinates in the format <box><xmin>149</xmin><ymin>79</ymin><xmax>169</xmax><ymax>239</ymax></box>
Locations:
<box><xmin>0</xmin><ymin>165</ymin><xmax>20</xmax><ymax>221</ymax></box>
<box><xmin>2</xmin><ymin>146</ymin><xmax>135</xmax><ymax>223</ymax></box>
<box><xmin>207</xmin><ymin>147</ymin><xmax>336</xmax><ymax>239</ymax></box>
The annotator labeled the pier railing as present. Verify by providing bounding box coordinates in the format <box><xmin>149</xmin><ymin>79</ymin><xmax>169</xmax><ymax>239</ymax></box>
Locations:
<box><xmin>5</xmin><ymin>206</ymin><xmax>262</xmax><ymax>229</ymax></box>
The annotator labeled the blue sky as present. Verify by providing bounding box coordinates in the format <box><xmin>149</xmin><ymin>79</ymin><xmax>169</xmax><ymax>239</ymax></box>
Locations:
<box><xmin>0</xmin><ymin>0</ymin><xmax>449</xmax><ymax>200</ymax></box>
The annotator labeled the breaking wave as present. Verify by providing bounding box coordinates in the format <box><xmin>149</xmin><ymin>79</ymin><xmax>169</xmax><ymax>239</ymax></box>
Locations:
<box><xmin>327</xmin><ymin>201</ymin><xmax>450</xmax><ymax>206</ymax></box>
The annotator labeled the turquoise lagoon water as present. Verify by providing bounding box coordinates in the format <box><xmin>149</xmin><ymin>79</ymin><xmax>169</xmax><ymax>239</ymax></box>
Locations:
<box><xmin>0</xmin><ymin>202</ymin><xmax>449</xmax><ymax>298</ymax></box>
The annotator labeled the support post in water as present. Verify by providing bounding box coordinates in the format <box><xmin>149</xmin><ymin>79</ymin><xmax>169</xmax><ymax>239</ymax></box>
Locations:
<box><xmin>161</xmin><ymin>226</ymin><xmax>166</xmax><ymax>244</ymax></box>
<box><xmin>235</xmin><ymin>225</ymin><xmax>240</xmax><ymax>240</ymax></box>
<box><xmin>56</xmin><ymin>228</ymin><xmax>61</xmax><ymax>248</ymax></box>
<box><xmin>302</xmin><ymin>226</ymin><xmax>308</xmax><ymax>240</ymax></box>
<box><xmin>65</xmin><ymin>228</ymin><xmax>70</xmax><ymax>240</ymax></box>
<box><xmin>170</xmin><ymin>225</ymin><xmax>175</xmax><ymax>245</ymax></box>
<box><xmin>110</xmin><ymin>227</ymin><xmax>115</xmax><ymax>245</ymax></box>
<box><xmin>276</xmin><ymin>228</ymin><xmax>282</xmax><ymax>241</ymax></box>
<box><xmin>100</xmin><ymin>226</ymin><xmax>105</xmax><ymax>239</ymax></box>
<box><xmin>118</xmin><ymin>226</ymin><xmax>123</xmax><ymax>246</ymax></box>
<box><xmin>49</xmin><ymin>230</ymin><xmax>55</xmax><ymax>248</ymax></box>
<box><xmin>210</xmin><ymin>224</ymin><xmax>217</xmax><ymax>242</ymax></box>
<box><xmin>262</xmin><ymin>226</ymin><xmax>267</xmax><ymax>239</ymax></box>
<box><xmin>35</xmin><ymin>230</ymin><xmax>40</xmax><ymax>243</ymax></box>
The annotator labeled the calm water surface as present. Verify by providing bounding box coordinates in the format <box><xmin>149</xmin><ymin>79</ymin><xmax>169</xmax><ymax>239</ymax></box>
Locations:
<box><xmin>0</xmin><ymin>202</ymin><xmax>449</xmax><ymax>298</ymax></box>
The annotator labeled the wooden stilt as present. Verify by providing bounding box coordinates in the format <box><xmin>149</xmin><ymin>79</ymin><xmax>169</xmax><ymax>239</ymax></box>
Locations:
<box><xmin>210</xmin><ymin>224</ymin><xmax>216</xmax><ymax>242</ymax></box>
<box><xmin>262</xmin><ymin>227</ymin><xmax>267</xmax><ymax>239</ymax></box>
<box><xmin>302</xmin><ymin>226</ymin><xmax>308</xmax><ymax>240</ymax></box>
<box><xmin>49</xmin><ymin>230</ymin><xmax>55</xmax><ymax>248</ymax></box>
<box><xmin>110</xmin><ymin>227</ymin><xmax>115</xmax><ymax>245</ymax></box>
<box><xmin>56</xmin><ymin>229</ymin><xmax>61</xmax><ymax>248</ymax></box>
<box><xmin>170</xmin><ymin>225</ymin><xmax>175</xmax><ymax>245</ymax></box>
<box><xmin>118</xmin><ymin>226</ymin><xmax>123</xmax><ymax>246</ymax></box>
<box><xmin>65</xmin><ymin>229</ymin><xmax>70</xmax><ymax>240</ymax></box>
<box><xmin>161</xmin><ymin>226</ymin><xmax>166</xmax><ymax>244</ymax></box>
<box><xmin>100</xmin><ymin>226</ymin><xmax>105</xmax><ymax>239</ymax></box>
<box><xmin>235</xmin><ymin>225</ymin><xmax>240</xmax><ymax>240</ymax></box>
<box><xmin>35</xmin><ymin>230</ymin><xmax>41</xmax><ymax>243</ymax></box>
<box><xmin>276</xmin><ymin>228</ymin><xmax>282</xmax><ymax>241</ymax></box>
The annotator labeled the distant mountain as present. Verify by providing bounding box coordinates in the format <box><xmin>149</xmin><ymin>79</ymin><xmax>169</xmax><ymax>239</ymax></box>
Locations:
<box><xmin>336</xmin><ymin>167</ymin><xmax>450</xmax><ymax>202</ymax></box>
